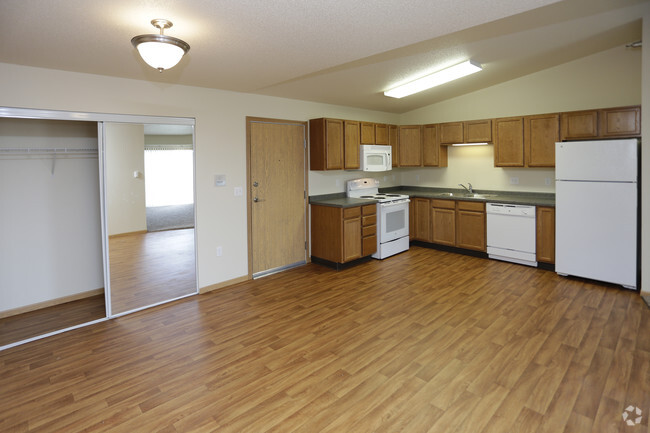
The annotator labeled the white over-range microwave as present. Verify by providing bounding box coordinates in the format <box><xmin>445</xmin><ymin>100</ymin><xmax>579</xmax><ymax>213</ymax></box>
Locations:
<box><xmin>360</xmin><ymin>144</ymin><xmax>392</xmax><ymax>172</ymax></box>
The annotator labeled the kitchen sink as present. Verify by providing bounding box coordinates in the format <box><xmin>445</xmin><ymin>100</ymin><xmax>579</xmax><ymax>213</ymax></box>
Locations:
<box><xmin>433</xmin><ymin>192</ymin><xmax>497</xmax><ymax>199</ymax></box>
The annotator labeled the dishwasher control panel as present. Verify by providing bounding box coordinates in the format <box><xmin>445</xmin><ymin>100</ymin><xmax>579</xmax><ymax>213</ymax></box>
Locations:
<box><xmin>486</xmin><ymin>203</ymin><xmax>534</xmax><ymax>217</ymax></box>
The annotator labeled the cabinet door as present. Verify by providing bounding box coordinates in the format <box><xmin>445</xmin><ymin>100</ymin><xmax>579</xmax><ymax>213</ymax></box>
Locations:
<box><xmin>431</xmin><ymin>206</ymin><xmax>455</xmax><ymax>246</ymax></box>
<box><xmin>600</xmin><ymin>106</ymin><xmax>641</xmax><ymax>138</ymax></box>
<box><xmin>375</xmin><ymin>123</ymin><xmax>388</xmax><ymax>145</ymax></box>
<box><xmin>360</xmin><ymin>122</ymin><xmax>375</xmax><ymax>144</ymax></box>
<box><xmin>398</xmin><ymin>125</ymin><xmax>422</xmax><ymax>167</ymax></box>
<box><xmin>439</xmin><ymin>122</ymin><xmax>463</xmax><ymax>145</ymax></box>
<box><xmin>560</xmin><ymin>110</ymin><xmax>598</xmax><ymax>141</ymax></box>
<box><xmin>413</xmin><ymin>198</ymin><xmax>431</xmax><ymax>241</ymax></box>
<box><xmin>456</xmin><ymin>210</ymin><xmax>486</xmax><ymax>251</ymax></box>
<box><xmin>423</xmin><ymin>124</ymin><xmax>441</xmax><ymax>167</ymax></box>
<box><xmin>344</xmin><ymin>120</ymin><xmax>360</xmax><ymax>170</ymax></box>
<box><xmin>464</xmin><ymin>119</ymin><xmax>492</xmax><ymax>143</ymax></box>
<box><xmin>342</xmin><ymin>217</ymin><xmax>362</xmax><ymax>262</ymax></box>
<box><xmin>494</xmin><ymin>117</ymin><xmax>524</xmax><ymax>167</ymax></box>
<box><xmin>536</xmin><ymin>206</ymin><xmax>555</xmax><ymax>264</ymax></box>
<box><xmin>388</xmin><ymin>124</ymin><xmax>399</xmax><ymax>167</ymax></box>
<box><xmin>525</xmin><ymin>114</ymin><xmax>559</xmax><ymax>167</ymax></box>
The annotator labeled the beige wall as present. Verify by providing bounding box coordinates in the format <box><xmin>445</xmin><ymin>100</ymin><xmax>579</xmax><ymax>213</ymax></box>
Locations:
<box><xmin>0</xmin><ymin>62</ymin><xmax>397</xmax><ymax>290</ymax></box>
<box><xmin>105</xmin><ymin>123</ymin><xmax>146</xmax><ymax>236</ymax></box>
<box><xmin>0</xmin><ymin>38</ymin><xmax>645</xmax><ymax>291</ymax></box>
<box><xmin>398</xmin><ymin>45</ymin><xmax>641</xmax><ymax>192</ymax></box>
<box><xmin>0</xmin><ymin>119</ymin><xmax>103</xmax><ymax>311</ymax></box>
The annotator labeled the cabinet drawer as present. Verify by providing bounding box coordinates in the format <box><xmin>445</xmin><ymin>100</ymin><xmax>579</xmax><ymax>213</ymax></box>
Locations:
<box><xmin>362</xmin><ymin>235</ymin><xmax>377</xmax><ymax>256</ymax></box>
<box><xmin>362</xmin><ymin>225</ymin><xmax>376</xmax><ymax>237</ymax></box>
<box><xmin>362</xmin><ymin>215</ymin><xmax>376</xmax><ymax>226</ymax></box>
<box><xmin>361</xmin><ymin>204</ymin><xmax>377</xmax><ymax>215</ymax></box>
<box><xmin>431</xmin><ymin>199</ymin><xmax>455</xmax><ymax>209</ymax></box>
<box><xmin>457</xmin><ymin>201</ymin><xmax>485</xmax><ymax>212</ymax></box>
<box><xmin>343</xmin><ymin>206</ymin><xmax>361</xmax><ymax>219</ymax></box>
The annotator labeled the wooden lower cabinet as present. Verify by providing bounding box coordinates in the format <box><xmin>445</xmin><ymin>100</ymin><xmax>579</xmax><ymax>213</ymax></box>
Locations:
<box><xmin>311</xmin><ymin>204</ymin><xmax>376</xmax><ymax>264</ymax></box>
<box><xmin>456</xmin><ymin>201</ymin><xmax>486</xmax><ymax>251</ymax></box>
<box><xmin>536</xmin><ymin>206</ymin><xmax>555</xmax><ymax>264</ymax></box>
<box><xmin>425</xmin><ymin>199</ymin><xmax>486</xmax><ymax>252</ymax></box>
<box><xmin>361</xmin><ymin>204</ymin><xmax>377</xmax><ymax>257</ymax></box>
<box><xmin>431</xmin><ymin>200</ymin><xmax>455</xmax><ymax>246</ymax></box>
<box><xmin>413</xmin><ymin>198</ymin><xmax>431</xmax><ymax>241</ymax></box>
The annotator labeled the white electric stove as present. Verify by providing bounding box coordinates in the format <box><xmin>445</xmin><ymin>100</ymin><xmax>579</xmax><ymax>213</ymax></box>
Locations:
<box><xmin>347</xmin><ymin>178</ymin><xmax>410</xmax><ymax>259</ymax></box>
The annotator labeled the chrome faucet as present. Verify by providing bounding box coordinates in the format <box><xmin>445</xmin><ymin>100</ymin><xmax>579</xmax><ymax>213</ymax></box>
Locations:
<box><xmin>459</xmin><ymin>183</ymin><xmax>473</xmax><ymax>193</ymax></box>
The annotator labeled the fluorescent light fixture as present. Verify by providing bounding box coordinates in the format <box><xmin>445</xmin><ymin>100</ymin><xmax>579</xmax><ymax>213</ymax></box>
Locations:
<box><xmin>384</xmin><ymin>60</ymin><xmax>482</xmax><ymax>99</ymax></box>
<box><xmin>451</xmin><ymin>142</ymin><xmax>489</xmax><ymax>146</ymax></box>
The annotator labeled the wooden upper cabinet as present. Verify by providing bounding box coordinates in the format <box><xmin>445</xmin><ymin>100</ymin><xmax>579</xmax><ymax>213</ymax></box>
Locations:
<box><xmin>525</xmin><ymin>113</ymin><xmax>559</xmax><ymax>167</ymax></box>
<box><xmin>398</xmin><ymin>125</ymin><xmax>422</xmax><ymax>167</ymax></box>
<box><xmin>464</xmin><ymin>119</ymin><xmax>492</xmax><ymax>143</ymax></box>
<box><xmin>360</xmin><ymin>122</ymin><xmax>375</xmax><ymax>144</ymax></box>
<box><xmin>494</xmin><ymin>117</ymin><xmax>524</xmax><ymax>167</ymax></box>
<box><xmin>560</xmin><ymin>110</ymin><xmax>599</xmax><ymax>141</ymax></box>
<box><xmin>343</xmin><ymin>120</ymin><xmax>360</xmax><ymax>170</ymax></box>
<box><xmin>309</xmin><ymin>118</ymin><xmax>343</xmax><ymax>170</ymax></box>
<box><xmin>422</xmin><ymin>124</ymin><xmax>448</xmax><ymax>167</ymax></box>
<box><xmin>439</xmin><ymin>122</ymin><xmax>464</xmax><ymax>145</ymax></box>
<box><xmin>375</xmin><ymin>123</ymin><xmax>388</xmax><ymax>145</ymax></box>
<box><xmin>600</xmin><ymin>106</ymin><xmax>641</xmax><ymax>138</ymax></box>
<box><xmin>561</xmin><ymin>106</ymin><xmax>641</xmax><ymax>140</ymax></box>
<box><xmin>388</xmin><ymin>124</ymin><xmax>399</xmax><ymax>167</ymax></box>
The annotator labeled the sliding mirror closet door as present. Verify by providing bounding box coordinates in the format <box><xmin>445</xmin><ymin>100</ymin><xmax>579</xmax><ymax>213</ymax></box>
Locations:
<box><xmin>0</xmin><ymin>118</ymin><xmax>106</xmax><ymax>348</ymax></box>
<box><xmin>104</xmin><ymin>123</ymin><xmax>197</xmax><ymax>316</ymax></box>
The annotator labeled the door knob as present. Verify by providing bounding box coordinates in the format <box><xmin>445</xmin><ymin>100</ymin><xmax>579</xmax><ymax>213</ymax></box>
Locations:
<box><xmin>253</xmin><ymin>181</ymin><xmax>259</xmax><ymax>187</ymax></box>
<box><xmin>253</xmin><ymin>197</ymin><xmax>258</xmax><ymax>202</ymax></box>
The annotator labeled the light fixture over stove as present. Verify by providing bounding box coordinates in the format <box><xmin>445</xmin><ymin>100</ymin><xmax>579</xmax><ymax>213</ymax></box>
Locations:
<box><xmin>384</xmin><ymin>60</ymin><xmax>482</xmax><ymax>99</ymax></box>
<box><xmin>131</xmin><ymin>19</ymin><xmax>190</xmax><ymax>72</ymax></box>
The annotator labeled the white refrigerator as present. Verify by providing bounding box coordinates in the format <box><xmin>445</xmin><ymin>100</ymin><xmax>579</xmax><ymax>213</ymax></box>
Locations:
<box><xmin>555</xmin><ymin>139</ymin><xmax>638</xmax><ymax>290</ymax></box>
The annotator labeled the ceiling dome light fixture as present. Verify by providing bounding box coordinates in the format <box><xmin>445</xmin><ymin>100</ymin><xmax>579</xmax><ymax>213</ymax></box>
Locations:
<box><xmin>384</xmin><ymin>60</ymin><xmax>482</xmax><ymax>99</ymax></box>
<box><xmin>131</xmin><ymin>19</ymin><xmax>190</xmax><ymax>72</ymax></box>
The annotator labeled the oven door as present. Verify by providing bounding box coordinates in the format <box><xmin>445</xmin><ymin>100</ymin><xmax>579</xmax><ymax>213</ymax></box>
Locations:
<box><xmin>377</xmin><ymin>200</ymin><xmax>409</xmax><ymax>243</ymax></box>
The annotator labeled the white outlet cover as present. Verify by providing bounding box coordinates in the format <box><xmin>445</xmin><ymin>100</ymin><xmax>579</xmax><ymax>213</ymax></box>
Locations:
<box><xmin>234</xmin><ymin>186</ymin><xmax>243</xmax><ymax>196</ymax></box>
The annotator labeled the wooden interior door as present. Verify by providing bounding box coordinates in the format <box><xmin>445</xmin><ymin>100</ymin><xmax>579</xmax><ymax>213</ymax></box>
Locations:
<box><xmin>248</xmin><ymin>118</ymin><xmax>307</xmax><ymax>277</ymax></box>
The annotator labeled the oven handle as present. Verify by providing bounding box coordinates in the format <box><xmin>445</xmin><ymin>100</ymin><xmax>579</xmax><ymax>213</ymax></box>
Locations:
<box><xmin>379</xmin><ymin>199</ymin><xmax>410</xmax><ymax>207</ymax></box>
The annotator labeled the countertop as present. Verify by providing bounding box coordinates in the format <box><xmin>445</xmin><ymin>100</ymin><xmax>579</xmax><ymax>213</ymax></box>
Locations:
<box><xmin>309</xmin><ymin>186</ymin><xmax>555</xmax><ymax>208</ymax></box>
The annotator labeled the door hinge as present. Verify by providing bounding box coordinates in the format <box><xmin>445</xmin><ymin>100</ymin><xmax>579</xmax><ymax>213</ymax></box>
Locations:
<box><xmin>304</xmin><ymin>139</ymin><xmax>307</xmax><ymax>149</ymax></box>
<box><xmin>305</xmin><ymin>241</ymin><xmax>307</xmax><ymax>250</ymax></box>
<box><xmin>304</xmin><ymin>190</ymin><xmax>306</xmax><ymax>199</ymax></box>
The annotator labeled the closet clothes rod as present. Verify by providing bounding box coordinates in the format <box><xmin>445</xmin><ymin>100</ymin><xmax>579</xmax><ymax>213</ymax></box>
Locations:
<box><xmin>0</xmin><ymin>147</ymin><xmax>98</xmax><ymax>155</ymax></box>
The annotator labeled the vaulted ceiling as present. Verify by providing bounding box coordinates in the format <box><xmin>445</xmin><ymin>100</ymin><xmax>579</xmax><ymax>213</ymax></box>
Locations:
<box><xmin>1</xmin><ymin>0</ymin><xmax>648</xmax><ymax>113</ymax></box>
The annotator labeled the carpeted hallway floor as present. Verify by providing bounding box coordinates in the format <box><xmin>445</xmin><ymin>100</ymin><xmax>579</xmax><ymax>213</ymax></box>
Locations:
<box><xmin>146</xmin><ymin>204</ymin><xmax>194</xmax><ymax>232</ymax></box>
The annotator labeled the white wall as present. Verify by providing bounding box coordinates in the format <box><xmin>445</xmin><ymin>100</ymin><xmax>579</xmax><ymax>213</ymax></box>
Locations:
<box><xmin>399</xmin><ymin>45</ymin><xmax>641</xmax><ymax>192</ymax></box>
<box><xmin>0</xmin><ymin>40</ymin><xmax>644</xmax><ymax>291</ymax></box>
<box><xmin>0</xmin><ymin>62</ymin><xmax>398</xmax><ymax>290</ymax></box>
<box><xmin>0</xmin><ymin>119</ymin><xmax>104</xmax><ymax>312</ymax></box>
<box><xmin>105</xmin><ymin>123</ymin><xmax>146</xmax><ymax>236</ymax></box>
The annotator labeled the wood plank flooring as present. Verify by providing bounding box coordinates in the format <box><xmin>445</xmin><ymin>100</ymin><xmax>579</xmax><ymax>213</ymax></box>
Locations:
<box><xmin>109</xmin><ymin>229</ymin><xmax>197</xmax><ymax>314</ymax></box>
<box><xmin>0</xmin><ymin>295</ymin><xmax>105</xmax><ymax>347</ymax></box>
<box><xmin>1</xmin><ymin>246</ymin><xmax>649</xmax><ymax>432</ymax></box>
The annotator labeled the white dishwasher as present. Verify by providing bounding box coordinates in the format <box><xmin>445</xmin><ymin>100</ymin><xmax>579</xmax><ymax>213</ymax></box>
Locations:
<box><xmin>486</xmin><ymin>203</ymin><xmax>537</xmax><ymax>267</ymax></box>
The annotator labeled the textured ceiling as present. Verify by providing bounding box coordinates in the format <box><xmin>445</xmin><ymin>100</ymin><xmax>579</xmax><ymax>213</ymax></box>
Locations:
<box><xmin>0</xmin><ymin>0</ymin><xmax>648</xmax><ymax>113</ymax></box>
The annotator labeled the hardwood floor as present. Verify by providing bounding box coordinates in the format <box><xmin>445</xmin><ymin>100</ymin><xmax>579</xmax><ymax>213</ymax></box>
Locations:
<box><xmin>1</xmin><ymin>246</ymin><xmax>649</xmax><ymax>432</ymax></box>
<box><xmin>109</xmin><ymin>229</ymin><xmax>197</xmax><ymax>314</ymax></box>
<box><xmin>0</xmin><ymin>295</ymin><xmax>105</xmax><ymax>347</ymax></box>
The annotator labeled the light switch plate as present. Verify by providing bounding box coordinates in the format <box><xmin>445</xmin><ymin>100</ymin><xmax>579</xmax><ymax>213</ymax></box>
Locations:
<box><xmin>234</xmin><ymin>186</ymin><xmax>243</xmax><ymax>196</ymax></box>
